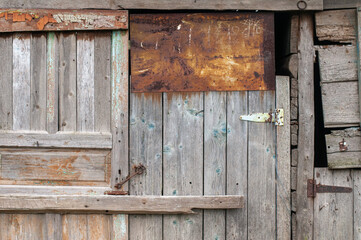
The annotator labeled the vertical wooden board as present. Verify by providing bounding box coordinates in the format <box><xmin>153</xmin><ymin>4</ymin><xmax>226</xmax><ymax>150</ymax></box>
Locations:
<box><xmin>129</xmin><ymin>93</ymin><xmax>163</xmax><ymax>240</ymax></box>
<box><xmin>112</xmin><ymin>214</ymin><xmax>128</xmax><ymax>240</ymax></box>
<box><xmin>354</xmin><ymin>170</ymin><xmax>361</xmax><ymax>239</ymax></box>
<box><xmin>47</xmin><ymin>32</ymin><xmax>59</xmax><ymax>134</ymax></box>
<box><xmin>30</xmin><ymin>33</ymin><xmax>47</xmax><ymax>131</ymax></box>
<box><xmin>0</xmin><ymin>33</ymin><xmax>12</xmax><ymax>130</ymax></box>
<box><xmin>247</xmin><ymin>91</ymin><xmax>276</xmax><ymax>239</ymax></box>
<box><xmin>0</xmin><ymin>214</ymin><xmax>46</xmax><ymax>240</ymax></box>
<box><xmin>13</xmin><ymin>33</ymin><xmax>31</xmax><ymax>131</ymax></box>
<box><xmin>87</xmin><ymin>215</ymin><xmax>112</xmax><ymax>240</ymax></box>
<box><xmin>0</xmin><ymin>214</ymin><xmax>11</xmax><ymax>239</ymax></box>
<box><xmin>276</xmin><ymin>76</ymin><xmax>291</xmax><ymax>240</ymax></box>
<box><xmin>203</xmin><ymin>92</ymin><xmax>226</xmax><ymax>240</ymax></box>
<box><xmin>77</xmin><ymin>32</ymin><xmax>95</xmax><ymax>132</ymax></box>
<box><xmin>357</xmin><ymin>9</ymin><xmax>361</xmax><ymax>126</ymax></box>
<box><xmin>313</xmin><ymin>168</ymin><xmax>353</xmax><ymax>240</ymax></box>
<box><xmin>45</xmin><ymin>213</ymin><xmax>63</xmax><ymax>240</ymax></box>
<box><xmin>163</xmin><ymin>92</ymin><xmax>203</xmax><ymax>240</ymax></box>
<box><xmin>62</xmin><ymin>214</ymin><xmax>88</xmax><ymax>240</ymax></box>
<box><xmin>226</xmin><ymin>91</ymin><xmax>248</xmax><ymax>240</ymax></box>
<box><xmin>94</xmin><ymin>32</ymin><xmax>111</xmax><ymax>133</ymax></box>
<box><xmin>59</xmin><ymin>33</ymin><xmax>77</xmax><ymax>132</ymax></box>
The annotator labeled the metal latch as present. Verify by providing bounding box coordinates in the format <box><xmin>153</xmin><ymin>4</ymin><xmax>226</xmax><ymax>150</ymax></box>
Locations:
<box><xmin>239</xmin><ymin>109</ymin><xmax>284</xmax><ymax>126</ymax></box>
<box><xmin>307</xmin><ymin>179</ymin><xmax>352</xmax><ymax>198</ymax></box>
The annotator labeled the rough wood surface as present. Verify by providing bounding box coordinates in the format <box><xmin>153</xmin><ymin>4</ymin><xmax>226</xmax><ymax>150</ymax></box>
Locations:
<box><xmin>0</xmin><ymin>195</ymin><xmax>244</xmax><ymax>214</ymax></box>
<box><xmin>0</xmin><ymin>33</ymin><xmax>12</xmax><ymax>131</ymax></box>
<box><xmin>324</xmin><ymin>0</ymin><xmax>361</xmax><ymax>9</ymax></box>
<box><xmin>354</xmin><ymin>170</ymin><xmax>361</xmax><ymax>239</ymax></box>
<box><xmin>0</xmin><ymin>9</ymin><xmax>128</xmax><ymax>32</ymax></box>
<box><xmin>315</xmin><ymin>9</ymin><xmax>356</xmax><ymax>43</ymax></box>
<box><xmin>0</xmin><ymin>185</ymin><xmax>111</xmax><ymax>195</ymax></box>
<box><xmin>296</xmin><ymin>13</ymin><xmax>314</xmax><ymax>240</ymax></box>
<box><xmin>357</xmin><ymin>9</ymin><xmax>361</xmax><ymax>127</ymax></box>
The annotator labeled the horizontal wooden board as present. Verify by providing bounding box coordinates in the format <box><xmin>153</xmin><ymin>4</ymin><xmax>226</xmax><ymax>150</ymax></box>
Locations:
<box><xmin>0</xmin><ymin>0</ymin><xmax>323</xmax><ymax>11</ymax></box>
<box><xmin>0</xmin><ymin>148</ymin><xmax>111</xmax><ymax>185</ymax></box>
<box><xmin>0</xmin><ymin>185</ymin><xmax>111</xmax><ymax>195</ymax></box>
<box><xmin>321</xmin><ymin>81</ymin><xmax>360</xmax><ymax>127</ymax></box>
<box><xmin>324</xmin><ymin>0</ymin><xmax>361</xmax><ymax>10</ymax></box>
<box><xmin>130</xmin><ymin>13</ymin><xmax>275</xmax><ymax>92</ymax></box>
<box><xmin>315</xmin><ymin>9</ymin><xmax>356</xmax><ymax>43</ymax></box>
<box><xmin>0</xmin><ymin>131</ymin><xmax>112</xmax><ymax>149</ymax></box>
<box><xmin>0</xmin><ymin>9</ymin><xmax>128</xmax><ymax>32</ymax></box>
<box><xmin>0</xmin><ymin>195</ymin><xmax>244</xmax><ymax>214</ymax></box>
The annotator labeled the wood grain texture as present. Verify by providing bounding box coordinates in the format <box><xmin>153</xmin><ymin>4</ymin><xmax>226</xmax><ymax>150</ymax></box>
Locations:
<box><xmin>226</xmin><ymin>91</ymin><xmax>248</xmax><ymax>240</ymax></box>
<box><xmin>0</xmin><ymin>33</ymin><xmax>12</xmax><ymax>130</ymax></box>
<box><xmin>354</xmin><ymin>170</ymin><xmax>361</xmax><ymax>239</ymax></box>
<box><xmin>324</xmin><ymin>0</ymin><xmax>361</xmax><ymax>9</ymax></box>
<box><xmin>356</xmin><ymin>9</ymin><xmax>361</xmax><ymax>128</ymax></box>
<box><xmin>296</xmin><ymin>13</ymin><xmax>314</xmax><ymax>240</ymax></box>
<box><xmin>0</xmin><ymin>185</ymin><xmax>111</xmax><ymax>195</ymax></box>
<box><xmin>13</xmin><ymin>33</ymin><xmax>31</xmax><ymax>131</ymax></box>
<box><xmin>313</xmin><ymin>168</ymin><xmax>353</xmax><ymax>240</ymax></box>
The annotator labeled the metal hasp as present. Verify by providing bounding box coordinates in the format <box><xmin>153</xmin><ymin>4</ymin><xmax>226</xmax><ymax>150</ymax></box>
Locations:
<box><xmin>307</xmin><ymin>179</ymin><xmax>353</xmax><ymax>198</ymax></box>
<box><xmin>114</xmin><ymin>163</ymin><xmax>146</xmax><ymax>190</ymax></box>
<box><xmin>239</xmin><ymin>109</ymin><xmax>284</xmax><ymax>126</ymax></box>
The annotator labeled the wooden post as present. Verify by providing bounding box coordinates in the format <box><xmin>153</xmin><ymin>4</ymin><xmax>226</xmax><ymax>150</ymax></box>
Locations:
<box><xmin>296</xmin><ymin>13</ymin><xmax>315</xmax><ymax>240</ymax></box>
<box><xmin>356</xmin><ymin>8</ymin><xmax>361</xmax><ymax>126</ymax></box>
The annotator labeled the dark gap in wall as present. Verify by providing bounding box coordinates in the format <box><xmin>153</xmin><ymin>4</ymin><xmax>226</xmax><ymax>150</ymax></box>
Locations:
<box><xmin>275</xmin><ymin>12</ymin><xmax>292</xmax><ymax>76</ymax></box>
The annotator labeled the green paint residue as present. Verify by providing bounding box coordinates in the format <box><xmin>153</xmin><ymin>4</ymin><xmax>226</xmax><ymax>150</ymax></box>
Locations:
<box><xmin>113</xmin><ymin>214</ymin><xmax>127</xmax><ymax>240</ymax></box>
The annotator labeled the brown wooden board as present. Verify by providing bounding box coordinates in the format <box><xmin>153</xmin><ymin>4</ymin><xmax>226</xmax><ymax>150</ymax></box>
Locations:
<box><xmin>0</xmin><ymin>9</ymin><xmax>128</xmax><ymax>32</ymax></box>
<box><xmin>130</xmin><ymin>13</ymin><xmax>275</xmax><ymax>92</ymax></box>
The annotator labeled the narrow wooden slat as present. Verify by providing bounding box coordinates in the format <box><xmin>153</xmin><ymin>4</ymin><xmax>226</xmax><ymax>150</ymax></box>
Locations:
<box><xmin>204</xmin><ymin>92</ymin><xmax>226</xmax><ymax>240</ymax></box>
<box><xmin>247</xmin><ymin>91</ymin><xmax>276</xmax><ymax>240</ymax></box>
<box><xmin>30</xmin><ymin>33</ymin><xmax>47</xmax><ymax>131</ymax></box>
<box><xmin>62</xmin><ymin>214</ymin><xmax>88</xmax><ymax>240</ymax></box>
<box><xmin>45</xmin><ymin>213</ymin><xmax>63</xmax><ymax>239</ymax></box>
<box><xmin>77</xmin><ymin>32</ymin><xmax>95</xmax><ymax>132</ymax></box>
<box><xmin>163</xmin><ymin>93</ymin><xmax>204</xmax><ymax>240</ymax></box>
<box><xmin>226</xmin><ymin>91</ymin><xmax>248</xmax><ymax>240</ymax></box>
<box><xmin>0</xmin><ymin>186</ymin><xmax>111</xmax><ymax>195</ymax></box>
<box><xmin>0</xmin><ymin>33</ymin><xmax>12</xmax><ymax>130</ymax></box>
<box><xmin>87</xmin><ymin>215</ymin><xmax>112</xmax><ymax>240</ymax></box>
<box><xmin>112</xmin><ymin>214</ymin><xmax>128</xmax><ymax>240</ymax></box>
<box><xmin>129</xmin><ymin>93</ymin><xmax>162</xmax><ymax>240</ymax></box>
<box><xmin>354</xmin><ymin>170</ymin><xmax>361</xmax><ymax>239</ymax></box>
<box><xmin>276</xmin><ymin>76</ymin><xmax>291</xmax><ymax>240</ymax></box>
<box><xmin>356</xmin><ymin>9</ymin><xmax>361</xmax><ymax>127</ymax></box>
<box><xmin>313</xmin><ymin>168</ymin><xmax>353</xmax><ymax>239</ymax></box>
<box><xmin>13</xmin><ymin>33</ymin><xmax>31</xmax><ymax>131</ymax></box>
<box><xmin>59</xmin><ymin>33</ymin><xmax>77</xmax><ymax>132</ymax></box>
<box><xmin>324</xmin><ymin>0</ymin><xmax>361</xmax><ymax>10</ymax></box>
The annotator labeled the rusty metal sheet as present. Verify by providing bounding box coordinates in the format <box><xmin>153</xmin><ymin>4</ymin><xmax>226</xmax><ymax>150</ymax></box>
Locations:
<box><xmin>0</xmin><ymin>9</ymin><xmax>128</xmax><ymax>32</ymax></box>
<box><xmin>130</xmin><ymin>13</ymin><xmax>274</xmax><ymax>92</ymax></box>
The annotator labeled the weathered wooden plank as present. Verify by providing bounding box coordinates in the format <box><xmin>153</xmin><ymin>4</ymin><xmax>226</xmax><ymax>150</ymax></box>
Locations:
<box><xmin>0</xmin><ymin>0</ymin><xmax>323</xmax><ymax>10</ymax></box>
<box><xmin>45</xmin><ymin>213</ymin><xmax>62</xmax><ymax>239</ymax></box>
<box><xmin>163</xmin><ymin>93</ymin><xmax>203</xmax><ymax>240</ymax></box>
<box><xmin>0</xmin><ymin>195</ymin><xmax>244</xmax><ymax>214</ymax></box>
<box><xmin>47</xmin><ymin>32</ymin><xmax>59</xmax><ymax>134</ymax></box>
<box><xmin>59</xmin><ymin>32</ymin><xmax>77</xmax><ymax>132</ymax></box>
<box><xmin>77</xmin><ymin>32</ymin><xmax>95</xmax><ymax>132</ymax></box>
<box><xmin>321</xmin><ymin>81</ymin><xmax>360</xmax><ymax>127</ymax></box>
<box><xmin>296</xmin><ymin>13</ymin><xmax>315</xmax><ymax>240</ymax></box>
<box><xmin>318</xmin><ymin>45</ymin><xmax>357</xmax><ymax>83</ymax></box>
<box><xmin>0</xmin><ymin>33</ymin><xmax>12</xmax><ymax>131</ymax></box>
<box><xmin>0</xmin><ymin>9</ymin><xmax>128</xmax><ymax>32</ymax></box>
<box><xmin>0</xmin><ymin>132</ymin><xmax>112</xmax><ymax>149</ymax></box>
<box><xmin>87</xmin><ymin>214</ymin><xmax>112</xmax><ymax>240</ymax></box>
<box><xmin>247</xmin><ymin>91</ymin><xmax>276</xmax><ymax>240</ymax></box>
<box><xmin>30</xmin><ymin>33</ymin><xmax>47</xmax><ymax>131</ymax></box>
<box><xmin>204</xmin><ymin>92</ymin><xmax>226</xmax><ymax>240</ymax></box>
<box><xmin>94</xmin><ymin>32</ymin><xmax>111</xmax><ymax>133</ymax></box>
<box><xmin>313</xmin><ymin>168</ymin><xmax>353</xmax><ymax>240</ymax></box>
<box><xmin>112</xmin><ymin>214</ymin><xmax>128</xmax><ymax>240</ymax></box>
<box><xmin>0</xmin><ymin>185</ymin><xmax>111</xmax><ymax>195</ymax></box>
<box><xmin>62</xmin><ymin>214</ymin><xmax>88</xmax><ymax>240</ymax></box>
<box><xmin>315</xmin><ymin>9</ymin><xmax>356</xmax><ymax>43</ymax></box>
<box><xmin>324</xmin><ymin>0</ymin><xmax>361</xmax><ymax>9</ymax></box>
<box><xmin>0</xmin><ymin>214</ymin><xmax>47</xmax><ymax>239</ymax></box>
<box><xmin>226</xmin><ymin>91</ymin><xmax>248</xmax><ymax>240</ymax></box>
<box><xmin>354</xmin><ymin>170</ymin><xmax>361</xmax><ymax>239</ymax></box>
<box><xmin>13</xmin><ymin>33</ymin><xmax>31</xmax><ymax>131</ymax></box>
<box><xmin>356</xmin><ymin>9</ymin><xmax>361</xmax><ymax>127</ymax></box>
<box><xmin>276</xmin><ymin>76</ymin><xmax>291</xmax><ymax>240</ymax></box>
<box><xmin>129</xmin><ymin>93</ymin><xmax>162</xmax><ymax>240</ymax></box>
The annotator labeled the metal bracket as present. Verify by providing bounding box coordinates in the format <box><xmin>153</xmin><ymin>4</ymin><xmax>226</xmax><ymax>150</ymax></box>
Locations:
<box><xmin>307</xmin><ymin>179</ymin><xmax>353</xmax><ymax>198</ymax></box>
<box><xmin>239</xmin><ymin>109</ymin><xmax>284</xmax><ymax>126</ymax></box>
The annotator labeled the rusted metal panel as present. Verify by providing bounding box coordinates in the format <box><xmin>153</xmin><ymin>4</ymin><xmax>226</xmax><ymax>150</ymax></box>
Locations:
<box><xmin>130</xmin><ymin>13</ymin><xmax>275</xmax><ymax>92</ymax></box>
<box><xmin>0</xmin><ymin>9</ymin><xmax>128</xmax><ymax>32</ymax></box>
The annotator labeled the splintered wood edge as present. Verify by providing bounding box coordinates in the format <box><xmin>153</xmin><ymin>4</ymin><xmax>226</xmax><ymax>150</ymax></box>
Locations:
<box><xmin>0</xmin><ymin>195</ymin><xmax>244</xmax><ymax>214</ymax></box>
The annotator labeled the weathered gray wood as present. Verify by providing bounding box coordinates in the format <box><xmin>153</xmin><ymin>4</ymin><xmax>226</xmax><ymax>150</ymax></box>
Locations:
<box><xmin>0</xmin><ymin>195</ymin><xmax>244</xmax><ymax>214</ymax></box>
<box><xmin>0</xmin><ymin>33</ymin><xmax>12</xmax><ymax>131</ymax></box>
<box><xmin>226</xmin><ymin>91</ymin><xmax>248</xmax><ymax>240</ymax></box>
<box><xmin>0</xmin><ymin>185</ymin><xmax>111</xmax><ymax>195</ymax></box>
<box><xmin>13</xmin><ymin>33</ymin><xmax>31</xmax><ymax>131</ymax></box>
<box><xmin>129</xmin><ymin>93</ymin><xmax>163</xmax><ymax>240</ymax></box>
<box><xmin>315</xmin><ymin>9</ymin><xmax>356</xmax><ymax>43</ymax></box>
<box><xmin>321</xmin><ymin>81</ymin><xmax>360</xmax><ymax>127</ymax></box>
<box><xmin>94</xmin><ymin>32</ymin><xmax>111</xmax><ymax>133</ymax></box>
<box><xmin>44</xmin><ymin>213</ymin><xmax>62</xmax><ymax>240</ymax></box>
<box><xmin>204</xmin><ymin>92</ymin><xmax>226</xmax><ymax>240</ymax></box>
<box><xmin>313</xmin><ymin>168</ymin><xmax>353</xmax><ymax>240</ymax></box>
<box><xmin>62</xmin><ymin>214</ymin><xmax>88</xmax><ymax>239</ymax></box>
<box><xmin>77</xmin><ymin>32</ymin><xmax>95</xmax><ymax>132</ymax></box>
<box><xmin>247</xmin><ymin>91</ymin><xmax>276</xmax><ymax>239</ymax></box>
<box><xmin>163</xmin><ymin>92</ymin><xmax>203</xmax><ymax>240</ymax></box>
<box><xmin>112</xmin><ymin>214</ymin><xmax>128</xmax><ymax>240</ymax></box>
<box><xmin>356</xmin><ymin>9</ymin><xmax>361</xmax><ymax>127</ymax></box>
<box><xmin>30</xmin><ymin>33</ymin><xmax>47</xmax><ymax>131</ymax></box>
<box><xmin>276</xmin><ymin>76</ymin><xmax>291</xmax><ymax>240</ymax></box>
<box><xmin>0</xmin><ymin>131</ymin><xmax>112</xmax><ymax>149</ymax></box>
<box><xmin>59</xmin><ymin>33</ymin><xmax>77</xmax><ymax>132</ymax></box>
<box><xmin>324</xmin><ymin>0</ymin><xmax>361</xmax><ymax>9</ymax></box>
<box><xmin>0</xmin><ymin>0</ymin><xmax>323</xmax><ymax>10</ymax></box>
<box><xmin>86</xmin><ymin>214</ymin><xmax>112</xmax><ymax>240</ymax></box>
<box><xmin>354</xmin><ymin>170</ymin><xmax>361</xmax><ymax>239</ymax></box>
<box><xmin>296</xmin><ymin>13</ymin><xmax>315</xmax><ymax>240</ymax></box>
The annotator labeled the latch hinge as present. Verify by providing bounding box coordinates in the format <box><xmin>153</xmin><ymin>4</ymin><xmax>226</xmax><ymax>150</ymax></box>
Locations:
<box><xmin>307</xmin><ymin>179</ymin><xmax>352</xmax><ymax>198</ymax></box>
<box><xmin>239</xmin><ymin>109</ymin><xmax>284</xmax><ymax>126</ymax></box>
